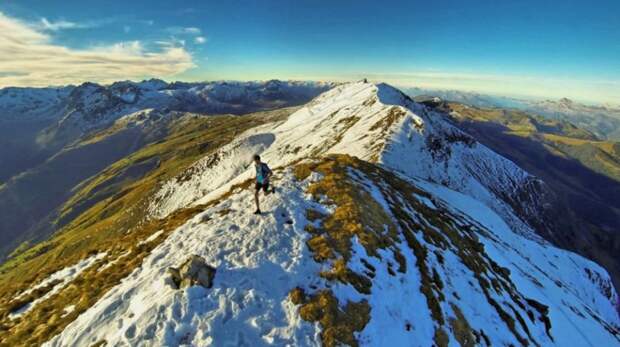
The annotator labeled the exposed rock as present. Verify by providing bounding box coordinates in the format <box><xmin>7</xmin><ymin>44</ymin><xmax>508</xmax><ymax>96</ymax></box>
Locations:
<box><xmin>167</xmin><ymin>255</ymin><xmax>216</xmax><ymax>289</ymax></box>
<box><xmin>413</xmin><ymin>95</ymin><xmax>445</xmax><ymax>108</ymax></box>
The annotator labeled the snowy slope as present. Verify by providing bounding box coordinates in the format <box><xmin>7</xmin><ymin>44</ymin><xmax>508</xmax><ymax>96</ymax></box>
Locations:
<box><xmin>31</xmin><ymin>81</ymin><xmax>620</xmax><ymax>346</ymax></box>
<box><xmin>9</xmin><ymin>252</ymin><xmax>106</xmax><ymax>320</ymax></box>
<box><xmin>46</xmin><ymin>157</ymin><xmax>619</xmax><ymax>346</ymax></box>
<box><xmin>45</xmin><ymin>169</ymin><xmax>324</xmax><ymax>346</ymax></box>
<box><xmin>0</xmin><ymin>86</ymin><xmax>72</xmax><ymax>121</ymax></box>
<box><xmin>43</xmin><ymin>79</ymin><xmax>333</xmax><ymax>130</ymax></box>
<box><xmin>153</xmin><ymin>82</ymin><xmax>549</xmax><ymax>241</ymax></box>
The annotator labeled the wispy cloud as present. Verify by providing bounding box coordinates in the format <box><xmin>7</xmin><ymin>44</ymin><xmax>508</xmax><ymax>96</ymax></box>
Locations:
<box><xmin>39</xmin><ymin>18</ymin><xmax>86</xmax><ymax>31</ymax></box>
<box><xmin>184</xmin><ymin>27</ymin><xmax>201</xmax><ymax>35</ymax></box>
<box><xmin>0</xmin><ymin>12</ymin><xmax>195</xmax><ymax>87</ymax></box>
<box><xmin>34</xmin><ymin>17</ymin><xmax>116</xmax><ymax>32</ymax></box>
<box><xmin>166</xmin><ymin>26</ymin><xmax>202</xmax><ymax>36</ymax></box>
<box><xmin>164</xmin><ymin>26</ymin><xmax>206</xmax><ymax>46</ymax></box>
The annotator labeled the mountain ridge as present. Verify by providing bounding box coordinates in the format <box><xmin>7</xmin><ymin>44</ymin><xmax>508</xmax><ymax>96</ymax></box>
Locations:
<box><xmin>0</xmin><ymin>80</ymin><xmax>333</xmax><ymax>262</ymax></box>
<box><xmin>405</xmin><ymin>87</ymin><xmax>620</xmax><ymax>141</ymax></box>
<box><xmin>0</xmin><ymin>81</ymin><xmax>618</xmax><ymax>346</ymax></box>
<box><xmin>437</xmin><ymin>101</ymin><xmax>620</xmax><ymax>292</ymax></box>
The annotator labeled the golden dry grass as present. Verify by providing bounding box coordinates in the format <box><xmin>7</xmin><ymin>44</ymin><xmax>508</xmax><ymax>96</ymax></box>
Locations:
<box><xmin>290</xmin><ymin>154</ymin><xmax>550</xmax><ymax>346</ymax></box>
<box><xmin>292</xmin><ymin>287</ymin><xmax>370</xmax><ymax>347</ymax></box>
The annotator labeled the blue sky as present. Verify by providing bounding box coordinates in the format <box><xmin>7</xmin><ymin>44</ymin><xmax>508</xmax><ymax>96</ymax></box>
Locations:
<box><xmin>0</xmin><ymin>0</ymin><xmax>618</xmax><ymax>103</ymax></box>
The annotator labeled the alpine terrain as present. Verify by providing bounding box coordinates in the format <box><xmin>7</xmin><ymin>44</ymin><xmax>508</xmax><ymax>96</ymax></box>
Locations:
<box><xmin>402</xmin><ymin>98</ymin><xmax>620</xmax><ymax>293</ymax></box>
<box><xmin>405</xmin><ymin>87</ymin><xmax>620</xmax><ymax>141</ymax></box>
<box><xmin>0</xmin><ymin>81</ymin><xmax>618</xmax><ymax>347</ymax></box>
<box><xmin>0</xmin><ymin>79</ymin><xmax>334</xmax><ymax>263</ymax></box>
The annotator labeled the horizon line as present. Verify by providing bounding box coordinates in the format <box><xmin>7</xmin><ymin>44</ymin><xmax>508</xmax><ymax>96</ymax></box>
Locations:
<box><xmin>1</xmin><ymin>77</ymin><xmax>617</xmax><ymax>108</ymax></box>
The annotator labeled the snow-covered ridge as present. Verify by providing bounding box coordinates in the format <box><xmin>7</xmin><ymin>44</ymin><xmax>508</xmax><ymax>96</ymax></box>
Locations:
<box><xmin>16</xmin><ymin>81</ymin><xmax>619</xmax><ymax>346</ymax></box>
<box><xmin>60</xmin><ymin>79</ymin><xmax>333</xmax><ymax>130</ymax></box>
<box><xmin>46</xmin><ymin>156</ymin><xmax>620</xmax><ymax>346</ymax></box>
<box><xmin>0</xmin><ymin>86</ymin><xmax>72</xmax><ymax>121</ymax></box>
<box><xmin>0</xmin><ymin>79</ymin><xmax>335</xmax><ymax>123</ymax></box>
<box><xmin>151</xmin><ymin>132</ymin><xmax>277</xmax><ymax>217</ymax></box>
<box><xmin>152</xmin><ymin>81</ymin><xmax>550</xmax><ymax>241</ymax></box>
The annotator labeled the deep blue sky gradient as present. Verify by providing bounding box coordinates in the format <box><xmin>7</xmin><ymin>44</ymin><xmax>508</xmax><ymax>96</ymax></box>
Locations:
<box><xmin>1</xmin><ymin>0</ymin><xmax>619</xmax><ymax>102</ymax></box>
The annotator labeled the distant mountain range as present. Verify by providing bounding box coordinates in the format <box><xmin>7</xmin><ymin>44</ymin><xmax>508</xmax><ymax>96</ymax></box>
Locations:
<box><xmin>404</xmin><ymin>87</ymin><xmax>620</xmax><ymax>141</ymax></box>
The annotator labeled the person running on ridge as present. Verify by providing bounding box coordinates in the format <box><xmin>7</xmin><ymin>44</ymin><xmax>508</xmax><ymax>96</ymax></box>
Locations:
<box><xmin>253</xmin><ymin>154</ymin><xmax>272</xmax><ymax>214</ymax></box>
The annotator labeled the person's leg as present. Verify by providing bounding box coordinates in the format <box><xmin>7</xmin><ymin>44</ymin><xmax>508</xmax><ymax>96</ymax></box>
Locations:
<box><xmin>254</xmin><ymin>183</ymin><xmax>261</xmax><ymax>213</ymax></box>
<box><xmin>254</xmin><ymin>190</ymin><xmax>260</xmax><ymax>211</ymax></box>
<box><xmin>263</xmin><ymin>182</ymin><xmax>270</xmax><ymax>195</ymax></box>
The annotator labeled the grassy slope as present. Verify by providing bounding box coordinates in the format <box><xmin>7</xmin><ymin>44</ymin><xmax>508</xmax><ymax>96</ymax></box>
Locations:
<box><xmin>0</xmin><ymin>123</ymin><xmax>150</xmax><ymax>260</ymax></box>
<box><xmin>448</xmin><ymin>103</ymin><xmax>620</xmax><ymax>182</ymax></box>
<box><xmin>445</xmin><ymin>103</ymin><xmax>620</xmax><ymax>291</ymax></box>
<box><xmin>0</xmin><ymin>108</ymin><xmax>293</xmax><ymax>345</ymax></box>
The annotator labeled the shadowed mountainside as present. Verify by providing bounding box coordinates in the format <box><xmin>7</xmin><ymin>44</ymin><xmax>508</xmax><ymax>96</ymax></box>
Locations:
<box><xmin>442</xmin><ymin>102</ymin><xmax>620</xmax><ymax>290</ymax></box>
<box><xmin>0</xmin><ymin>107</ymin><xmax>297</xmax><ymax>263</ymax></box>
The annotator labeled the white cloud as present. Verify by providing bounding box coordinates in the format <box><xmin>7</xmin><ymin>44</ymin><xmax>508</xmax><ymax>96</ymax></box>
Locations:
<box><xmin>0</xmin><ymin>12</ymin><xmax>195</xmax><ymax>87</ymax></box>
<box><xmin>166</xmin><ymin>26</ymin><xmax>202</xmax><ymax>36</ymax></box>
<box><xmin>36</xmin><ymin>17</ymin><xmax>108</xmax><ymax>31</ymax></box>
<box><xmin>39</xmin><ymin>18</ymin><xmax>81</xmax><ymax>31</ymax></box>
<box><xmin>194</xmin><ymin>36</ymin><xmax>206</xmax><ymax>44</ymax></box>
<box><xmin>184</xmin><ymin>27</ymin><xmax>201</xmax><ymax>35</ymax></box>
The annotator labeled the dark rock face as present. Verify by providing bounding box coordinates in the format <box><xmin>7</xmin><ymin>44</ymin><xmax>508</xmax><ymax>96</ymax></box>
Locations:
<box><xmin>495</xmin><ymin>176</ymin><xmax>560</xmax><ymax>239</ymax></box>
<box><xmin>167</xmin><ymin>255</ymin><xmax>216</xmax><ymax>289</ymax></box>
<box><xmin>413</xmin><ymin>95</ymin><xmax>445</xmax><ymax>108</ymax></box>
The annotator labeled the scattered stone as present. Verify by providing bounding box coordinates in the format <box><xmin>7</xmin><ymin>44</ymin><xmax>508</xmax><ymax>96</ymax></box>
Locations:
<box><xmin>289</xmin><ymin>287</ymin><xmax>306</xmax><ymax>305</ymax></box>
<box><xmin>405</xmin><ymin>322</ymin><xmax>412</xmax><ymax>331</ymax></box>
<box><xmin>167</xmin><ymin>255</ymin><xmax>216</xmax><ymax>289</ymax></box>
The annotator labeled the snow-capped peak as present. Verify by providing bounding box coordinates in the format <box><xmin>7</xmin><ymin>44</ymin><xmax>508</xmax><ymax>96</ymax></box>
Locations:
<box><xmin>155</xmin><ymin>81</ymin><xmax>551</xmax><ymax>241</ymax></box>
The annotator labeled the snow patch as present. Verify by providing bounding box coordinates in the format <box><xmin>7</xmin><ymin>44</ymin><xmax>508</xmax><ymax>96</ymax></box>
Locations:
<box><xmin>11</xmin><ymin>253</ymin><xmax>106</xmax><ymax>319</ymax></box>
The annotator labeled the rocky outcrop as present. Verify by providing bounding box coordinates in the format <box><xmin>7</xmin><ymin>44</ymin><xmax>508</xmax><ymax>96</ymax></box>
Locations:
<box><xmin>167</xmin><ymin>255</ymin><xmax>216</xmax><ymax>289</ymax></box>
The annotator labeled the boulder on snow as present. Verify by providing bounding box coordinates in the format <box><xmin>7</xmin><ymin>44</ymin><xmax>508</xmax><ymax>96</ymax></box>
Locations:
<box><xmin>167</xmin><ymin>255</ymin><xmax>216</xmax><ymax>289</ymax></box>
